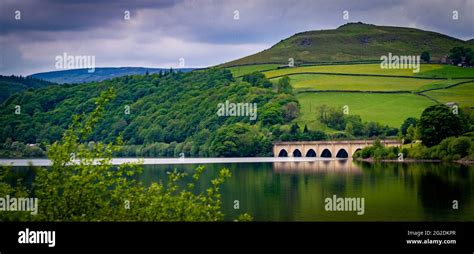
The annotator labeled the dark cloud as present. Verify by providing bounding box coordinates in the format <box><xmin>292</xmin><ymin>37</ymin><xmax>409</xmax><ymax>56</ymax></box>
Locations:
<box><xmin>0</xmin><ymin>0</ymin><xmax>179</xmax><ymax>34</ymax></box>
<box><xmin>0</xmin><ymin>0</ymin><xmax>472</xmax><ymax>75</ymax></box>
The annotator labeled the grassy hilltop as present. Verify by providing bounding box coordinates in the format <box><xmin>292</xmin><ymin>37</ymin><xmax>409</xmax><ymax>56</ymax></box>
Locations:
<box><xmin>222</xmin><ymin>22</ymin><xmax>471</xmax><ymax>66</ymax></box>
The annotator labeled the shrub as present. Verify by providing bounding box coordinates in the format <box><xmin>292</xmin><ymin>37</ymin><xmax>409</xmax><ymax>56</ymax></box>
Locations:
<box><xmin>387</xmin><ymin>152</ymin><xmax>397</xmax><ymax>160</ymax></box>
<box><xmin>353</xmin><ymin>150</ymin><xmax>361</xmax><ymax>158</ymax></box>
<box><xmin>373</xmin><ymin>147</ymin><xmax>388</xmax><ymax>160</ymax></box>
<box><xmin>409</xmin><ymin>145</ymin><xmax>429</xmax><ymax>159</ymax></box>
<box><xmin>401</xmin><ymin>148</ymin><xmax>409</xmax><ymax>158</ymax></box>
<box><xmin>452</xmin><ymin>154</ymin><xmax>461</xmax><ymax>161</ymax></box>
<box><xmin>448</xmin><ymin>137</ymin><xmax>471</xmax><ymax>157</ymax></box>
<box><xmin>360</xmin><ymin>147</ymin><xmax>373</xmax><ymax>159</ymax></box>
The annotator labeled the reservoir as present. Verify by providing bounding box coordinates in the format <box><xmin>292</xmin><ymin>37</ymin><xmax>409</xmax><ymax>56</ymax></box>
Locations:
<box><xmin>3</xmin><ymin>158</ymin><xmax>473</xmax><ymax>221</ymax></box>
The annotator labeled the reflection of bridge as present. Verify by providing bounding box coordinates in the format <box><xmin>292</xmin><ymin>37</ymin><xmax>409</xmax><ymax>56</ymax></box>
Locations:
<box><xmin>273</xmin><ymin>140</ymin><xmax>401</xmax><ymax>158</ymax></box>
<box><xmin>273</xmin><ymin>160</ymin><xmax>361</xmax><ymax>173</ymax></box>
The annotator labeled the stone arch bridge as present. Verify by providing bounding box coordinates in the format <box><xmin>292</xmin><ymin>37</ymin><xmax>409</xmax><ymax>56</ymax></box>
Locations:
<box><xmin>273</xmin><ymin>140</ymin><xmax>401</xmax><ymax>158</ymax></box>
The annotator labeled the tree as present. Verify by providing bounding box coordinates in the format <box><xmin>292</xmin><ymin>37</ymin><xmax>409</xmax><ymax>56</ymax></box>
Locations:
<box><xmin>303</xmin><ymin>124</ymin><xmax>309</xmax><ymax>133</ymax></box>
<box><xmin>420</xmin><ymin>51</ymin><xmax>430</xmax><ymax>63</ymax></box>
<box><xmin>320</xmin><ymin>107</ymin><xmax>345</xmax><ymax>130</ymax></box>
<box><xmin>281</xmin><ymin>102</ymin><xmax>299</xmax><ymax>122</ymax></box>
<box><xmin>309</xmin><ymin>130</ymin><xmax>328</xmax><ymax>140</ymax></box>
<box><xmin>406</xmin><ymin>124</ymin><xmax>416</xmax><ymax>145</ymax></box>
<box><xmin>400</xmin><ymin>117</ymin><xmax>418</xmax><ymax>135</ymax></box>
<box><xmin>345</xmin><ymin>115</ymin><xmax>365</xmax><ymax>136</ymax></box>
<box><xmin>260</xmin><ymin>104</ymin><xmax>284</xmax><ymax>126</ymax></box>
<box><xmin>209</xmin><ymin>123</ymin><xmax>270</xmax><ymax>157</ymax></box>
<box><xmin>419</xmin><ymin>104</ymin><xmax>463</xmax><ymax>147</ymax></box>
<box><xmin>290</xmin><ymin>123</ymin><xmax>300</xmax><ymax>135</ymax></box>
<box><xmin>277</xmin><ymin>76</ymin><xmax>293</xmax><ymax>94</ymax></box>
<box><xmin>242</xmin><ymin>72</ymin><xmax>272</xmax><ymax>88</ymax></box>
<box><xmin>365</xmin><ymin>122</ymin><xmax>383</xmax><ymax>137</ymax></box>
<box><xmin>344</xmin><ymin>122</ymin><xmax>354</xmax><ymax>137</ymax></box>
<box><xmin>414</xmin><ymin>126</ymin><xmax>421</xmax><ymax>141</ymax></box>
<box><xmin>449</xmin><ymin>46</ymin><xmax>474</xmax><ymax>66</ymax></box>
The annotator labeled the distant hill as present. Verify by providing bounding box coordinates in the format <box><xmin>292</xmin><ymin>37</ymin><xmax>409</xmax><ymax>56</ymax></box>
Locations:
<box><xmin>0</xmin><ymin>75</ymin><xmax>55</xmax><ymax>103</ymax></box>
<box><xmin>221</xmin><ymin>22</ymin><xmax>473</xmax><ymax>67</ymax></box>
<box><xmin>30</xmin><ymin>67</ymin><xmax>195</xmax><ymax>84</ymax></box>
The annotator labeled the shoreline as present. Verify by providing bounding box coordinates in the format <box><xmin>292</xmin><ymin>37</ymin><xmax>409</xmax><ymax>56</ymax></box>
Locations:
<box><xmin>2</xmin><ymin>157</ymin><xmax>472</xmax><ymax>167</ymax></box>
<box><xmin>0</xmin><ymin>157</ymin><xmax>344</xmax><ymax>167</ymax></box>
<box><xmin>355</xmin><ymin>158</ymin><xmax>474</xmax><ymax>164</ymax></box>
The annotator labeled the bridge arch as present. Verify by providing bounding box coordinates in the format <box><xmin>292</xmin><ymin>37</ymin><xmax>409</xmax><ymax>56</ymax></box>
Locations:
<box><xmin>336</xmin><ymin>148</ymin><xmax>349</xmax><ymax>158</ymax></box>
<box><xmin>306</xmin><ymin>149</ymin><xmax>316</xmax><ymax>157</ymax></box>
<box><xmin>320</xmin><ymin>149</ymin><xmax>332</xmax><ymax>158</ymax></box>
<box><xmin>353</xmin><ymin>148</ymin><xmax>362</xmax><ymax>157</ymax></box>
<box><xmin>278</xmin><ymin>149</ymin><xmax>288</xmax><ymax>157</ymax></box>
<box><xmin>293</xmin><ymin>149</ymin><xmax>302</xmax><ymax>157</ymax></box>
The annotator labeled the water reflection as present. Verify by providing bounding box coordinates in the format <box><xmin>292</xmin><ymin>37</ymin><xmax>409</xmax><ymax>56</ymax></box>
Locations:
<box><xmin>6</xmin><ymin>161</ymin><xmax>474</xmax><ymax>221</ymax></box>
<box><xmin>273</xmin><ymin>160</ymin><xmax>361</xmax><ymax>174</ymax></box>
<box><xmin>416</xmin><ymin>164</ymin><xmax>472</xmax><ymax>219</ymax></box>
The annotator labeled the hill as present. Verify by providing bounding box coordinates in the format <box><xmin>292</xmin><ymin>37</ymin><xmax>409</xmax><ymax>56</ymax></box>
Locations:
<box><xmin>30</xmin><ymin>67</ymin><xmax>195</xmax><ymax>84</ymax></box>
<box><xmin>222</xmin><ymin>22</ymin><xmax>472</xmax><ymax>67</ymax></box>
<box><xmin>0</xmin><ymin>75</ymin><xmax>55</xmax><ymax>103</ymax></box>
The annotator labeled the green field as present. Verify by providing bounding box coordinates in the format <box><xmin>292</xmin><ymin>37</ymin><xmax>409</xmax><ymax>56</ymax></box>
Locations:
<box><xmin>225</xmin><ymin>62</ymin><xmax>473</xmax><ymax>129</ymax></box>
<box><xmin>263</xmin><ymin>64</ymin><xmax>442</xmax><ymax>78</ymax></box>
<box><xmin>226</xmin><ymin>64</ymin><xmax>279</xmax><ymax>77</ymax></box>
<box><xmin>272</xmin><ymin>74</ymin><xmax>468</xmax><ymax>92</ymax></box>
<box><xmin>264</xmin><ymin>64</ymin><xmax>474</xmax><ymax>79</ymax></box>
<box><xmin>297</xmin><ymin>92</ymin><xmax>436</xmax><ymax>128</ymax></box>
<box><xmin>423</xmin><ymin>81</ymin><xmax>474</xmax><ymax>107</ymax></box>
<box><xmin>416</xmin><ymin>65</ymin><xmax>474</xmax><ymax>78</ymax></box>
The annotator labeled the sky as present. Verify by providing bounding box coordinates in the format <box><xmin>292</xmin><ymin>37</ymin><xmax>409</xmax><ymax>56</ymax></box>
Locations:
<box><xmin>0</xmin><ymin>0</ymin><xmax>473</xmax><ymax>76</ymax></box>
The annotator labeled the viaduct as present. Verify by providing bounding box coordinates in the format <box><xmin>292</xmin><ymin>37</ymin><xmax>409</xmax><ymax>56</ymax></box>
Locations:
<box><xmin>273</xmin><ymin>140</ymin><xmax>401</xmax><ymax>158</ymax></box>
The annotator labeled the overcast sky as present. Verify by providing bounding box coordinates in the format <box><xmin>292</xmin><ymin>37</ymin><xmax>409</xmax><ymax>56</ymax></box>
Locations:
<box><xmin>0</xmin><ymin>0</ymin><xmax>473</xmax><ymax>76</ymax></box>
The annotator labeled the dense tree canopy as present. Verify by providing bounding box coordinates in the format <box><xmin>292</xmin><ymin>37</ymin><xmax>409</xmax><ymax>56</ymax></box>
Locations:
<box><xmin>0</xmin><ymin>75</ymin><xmax>54</xmax><ymax>103</ymax></box>
<box><xmin>420</xmin><ymin>51</ymin><xmax>430</xmax><ymax>63</ymax></box>
<box><xmin>449</xmin><ymin>46</ymin><xmax>474</xmax><ymax>66</ymax></box>
<box><xmin>419</xmin><ymin>104</ymin><xmax>463</xmax><ymax>147</ymax></box>
<box><xmin>400</xmin><ymin>117</ymin><xmax>418</xmax><ymax>135</ymax></box>
<box><xmin>0</xmin><ymin>69</ymin><xmax>298</xmax><ymax>157</ymax></box>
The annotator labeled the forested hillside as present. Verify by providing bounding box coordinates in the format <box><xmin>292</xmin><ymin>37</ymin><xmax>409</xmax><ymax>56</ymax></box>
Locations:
<box><xmin>0</xmin><ymin>75</ymin><xmax>55</xmax><ymax>103</ymax></box>
<box><xmin>0</xmin><ymin>69</ymin><xmax>298</xmax><ymax>157</ymax></box>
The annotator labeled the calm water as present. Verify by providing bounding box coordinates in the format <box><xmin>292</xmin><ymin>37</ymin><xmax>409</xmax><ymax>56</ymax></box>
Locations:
<box><xmin>6</xmin><ymin>159</ymin><xmax>474</xmax><ymax>221</ymax></box>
